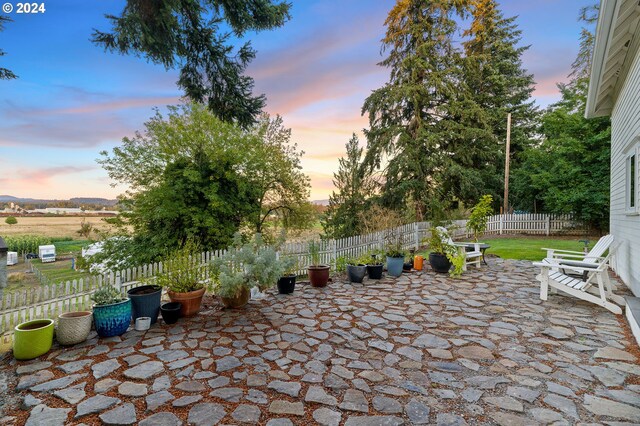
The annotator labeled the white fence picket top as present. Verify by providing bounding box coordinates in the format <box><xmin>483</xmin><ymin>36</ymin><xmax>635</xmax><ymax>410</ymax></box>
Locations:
<box><xmin>0</xmin><ymin>213</ymin><xmax>587</xmax><ymax>343</ymax></box>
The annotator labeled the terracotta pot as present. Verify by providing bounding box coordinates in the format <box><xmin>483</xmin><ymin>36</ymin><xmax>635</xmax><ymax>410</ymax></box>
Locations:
<box><xmin>167</xmin><ymin>287</ymin><xmax>206</xmax><ymax>317</ymax></box>
<box><xmin>221</xmin><ymin>287</ymin><xmax>251</xmax><ymax>309</ymax></box>
<box><xmin>308</xmin><ymin>265</ymin><xmax>330</xmax><ymax>287</ymax></box>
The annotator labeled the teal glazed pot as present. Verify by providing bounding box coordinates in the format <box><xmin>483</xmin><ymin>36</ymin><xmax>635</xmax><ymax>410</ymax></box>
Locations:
<box><xmin>93</xmin><ymin>299</ymin><xmax>131</xmax><ymax>338</ymax></box>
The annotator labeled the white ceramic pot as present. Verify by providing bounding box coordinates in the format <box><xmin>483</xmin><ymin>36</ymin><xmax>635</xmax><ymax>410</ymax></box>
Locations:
<box><xmin>134</xmin><ymin>316</ymin><xmax>151</xmax><ymax>331</ymax></box>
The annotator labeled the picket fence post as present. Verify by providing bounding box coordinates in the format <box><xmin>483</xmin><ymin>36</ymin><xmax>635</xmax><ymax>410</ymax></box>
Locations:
<box><xmin>499</xmin><ymin>215</ymin><xmax>504</xmax><ymax>235</ymax></box>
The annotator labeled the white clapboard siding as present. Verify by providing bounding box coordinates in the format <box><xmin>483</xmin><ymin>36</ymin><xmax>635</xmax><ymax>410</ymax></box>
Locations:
<box><xmin>0</xmin><ymin>214</ymin><xmax>585</xmax><ymax>343</ymax></box>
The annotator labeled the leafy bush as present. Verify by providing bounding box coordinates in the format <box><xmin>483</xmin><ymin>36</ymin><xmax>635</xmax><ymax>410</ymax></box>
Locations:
<box><xmin>210</xmin><ymin>234</ymin><xmax>291</xmax><ymax>299</ymax></box>
<box><xmin>308</xmin><ymin>240</ymin><xmax>324</xmax><ymax>266</ymax></box>
<box><xmin>91</xmin><ymin>285</ymin><xmax>126</xmax><ymax>306</ymax></box>
<box><xmin>466</xmin><ymin>194</ymin><xmax>493</xmax><ymax>242</ymax></box>
<box><xmin>4</xmin><ymin>235</ymin><xmax>52</xmax><ymax>255</ymax></box>
<box><xmin>5</xmin><ymin>216</ymin><xmax>17</xmax><ymax>225</ymax></box>
<box><xmin>152</xmin><ymin>241</ymin><xmax>205</xmax><ymax>293</ymax></box>
<box><xmin>427</xmin><ymin>227</ymin><xmax>465</xmax><ymax>277</ymax></box>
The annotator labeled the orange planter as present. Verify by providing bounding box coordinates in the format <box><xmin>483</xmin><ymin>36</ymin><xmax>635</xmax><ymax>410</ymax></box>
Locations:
<box><xmin>413</xmin><ymin>255</ymin><xmax>424</xmax><ymax>271</ymax></box>
<box><xmin>167</xmin><ymin>287</ymin><xmax>206</xmax><ymax>317</ymax></box>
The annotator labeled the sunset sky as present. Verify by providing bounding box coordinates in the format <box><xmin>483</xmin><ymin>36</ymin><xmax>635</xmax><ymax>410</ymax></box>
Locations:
<box><xmin>0</xmin><ymin>0</ymin><xmax>593</xmax><ymax>201</ymax></box>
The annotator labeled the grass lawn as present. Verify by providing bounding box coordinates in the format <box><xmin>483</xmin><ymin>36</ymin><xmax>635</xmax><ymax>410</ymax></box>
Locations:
<box><xmin>30</xmin><ymin>259</ymin><xmax>93</xmax><ymax>286</ymax></box>
<box><xmin>481</xmin><ymin>236</ymin><xmax>593</xmax><ymax>261</ymax></box>
<box><xmin>53</xmin><ymin>239</ymin><xmax>92</xmax><ymax>254</ymax></box>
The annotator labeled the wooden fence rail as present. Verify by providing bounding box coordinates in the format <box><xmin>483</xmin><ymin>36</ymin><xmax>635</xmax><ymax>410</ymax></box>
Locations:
<box><xmin>0</xmin><ymin>214</ymin><xmax>585</xmax><ymax>343</ymax></box>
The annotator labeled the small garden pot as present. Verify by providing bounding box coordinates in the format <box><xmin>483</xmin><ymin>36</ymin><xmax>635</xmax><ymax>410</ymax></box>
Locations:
<box><xmin>135</xmin><ymin>317</ymin><xmax>151</xmax><ymax>331</ymax></box>
<box><xmin>221</xmin><ymin>287</ymin><xmax>251</xmax><ymax>309</ymax></box>
<box><xmin>160</xmin><ymin>302</ymin><xmax>181</xmax><ymax>324</ymax></box>
<box><xmin>429</xmin><ymin>252</ymin><xmax>452</xmax><ymax>273</ymax></box>
<box><xmin>366</xmin><ymin>264</ymin><xmax>383</xmax><ymax>279</ymax></box>
<box><xmin>13</xmin><ymin>319</ymin><xmax>54</xmax><ymax>360</ymax></box>
<box><xmin>93</xmin><ymin>299</ymin><xmax>132</xmax><ymax>338</ymax></box>
<box><xmin>386</xmin><ymin>256</ymin><xmax>404</xmax><ymax>277</ymax></box>
<box><xmin>403</xmin><ymin>261</ymin><xmax>413</xmax><ymax>272</ymax></box>
<box><xmin>167</xmin><ymin>287</ymin><xmax>206</xmax><ymax>317</ymax></box>
<box><xmin>277</xmin><ymin>275</ymin><xmax>296</xmax><ymax>294</ymax></box>
<box><xmin>346</xmin><ymin>264</ymin><xmax>367</xmax><ymax>283</ymax></box>
<box><xmin>56</xmin><ymin>311</ymin><xmax>92</xmax><ymax>346</ymax></box>
<box><xmin>308</xmin><ymin>265</ymin><xmax>330</xmax><ymax>287</ymax></box>
<box><xmin>127</xmin><ymin>285</ymin><xmax>162</xmax><ymax>324</ymax></box>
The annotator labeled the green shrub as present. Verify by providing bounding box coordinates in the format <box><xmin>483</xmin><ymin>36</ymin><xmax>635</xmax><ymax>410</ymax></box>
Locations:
<box><xmin>466</xmin><ymin>194</ymin><xmax>493</xmax><ymax>242</ymax></box>
<box><xmin>5</xmin><ymin>216</ymin><xmax>17</xmax><ymax>225</ymax></box>
<box><xmin>152</xmin><ymin>241</ymin><xmax>205</xmax><ymax>293</ymax></box>
<box><xmin>91</xmin><ymin>286</ymin><xmax>126</xmax><ymax>306</ymax></box>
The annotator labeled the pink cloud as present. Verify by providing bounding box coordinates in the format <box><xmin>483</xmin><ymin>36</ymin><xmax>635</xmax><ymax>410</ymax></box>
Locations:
<box><xmin>0</xmin><ymin>165</ymin><xmax>96</xmax><ymax>190</ymax></box>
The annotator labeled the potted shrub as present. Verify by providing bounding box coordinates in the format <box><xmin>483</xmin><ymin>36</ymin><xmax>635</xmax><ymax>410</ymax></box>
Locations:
<box><xmin>346</xmin><ymin>254</ymin><xmax>367</xmax><ymax>283</ymax></box>
<box><xmin>154</xmin><ymin>242</ymin><xmax>206</xmax><ymax>317</ymax></box>
<box><xmin>385</xmin><ymin>240</ymin><xmax>406</xmax><ymax>277</ymax></box>
<box><xmin>307</xmin><ymin>240</ymin><xmax>330</xmax><ymax>287</ymax></box>
<box><xmin>92</xmin><ymin>286</ymin><xmax>131</xmax><ymax>338</ymax></box>
<box><xmin>277</xmin><ymin>257</ymin><xmax>298</xmax><ymax>294</ymax></box>
<box><xmin>13</xmin><ymin>319</ymin><xmax>55</xmax><ymax>360</ymax></box>
<box><xmin>56</xmin><ymin>311</ymin><xmax>92</xmax><ymax>346</ymax></box>
<box><xmin>211</xmin><ymin>234</ymin><xmax>287</xmax><ymax>308</ymax></box>
<box><xmin>127</xmin><ymin>284</ymin><xmax>162</xmax><ymax>325</ymax></box>
<box><xmin>427</xmin><ymin>227</ymin><xmax>464</xmax><ymax>276</ymax></box>
<box><xmin>365</xmin><ymin>253</ymin><xmax>383</xmax><ymax>279</ymax></box>
<box><xmin>466</xmin><ymin>194</ymin><xmax>493</xmax><ymax>242</ymax></box>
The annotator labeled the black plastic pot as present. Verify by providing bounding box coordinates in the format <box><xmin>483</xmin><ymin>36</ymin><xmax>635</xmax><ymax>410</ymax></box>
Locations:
<box><xmin>347</xmin><ymin>264</ymin><xmax>367</xmax><ymax>283</ymax></box>
<box><xmin>277</xmin><ymin>275</ymin><xmax>296</xmax><ymax>294</ymax></box>
<box><xmin>366</xmin><ymin>264</ymin><xmax>383</xmax><ymax>279</ymax></box>
<box><xmin>160</xmin><ymin>302</ymin><xmax>182</xmax><ymax>325</ymax></box>
<box><xmin>429</xmin><ymin>252</ymin><xmax>452</xmax><ymax>273</ymax></box>
<box><xmin>127</xmin><ymin>285</ymin><xmax>162</xmax><ymax>324</ymax></box>
<box><xmin>403</xmin><ymin>261</ymin><xmax>413</xmax><ymax>271</ymax></box>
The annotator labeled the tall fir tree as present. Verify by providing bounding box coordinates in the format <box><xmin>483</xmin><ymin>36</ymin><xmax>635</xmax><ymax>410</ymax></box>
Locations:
<box><xmin>461</xmin><ymin>0</ymin><xmax>537</xmax><ymax>207</ymax></box>
<box><xmin>362</xmin><ymin>0</ymin><xmax>494</xmax><ymax>219</ymax></box>
<box><xmin>322</xmin><ymin>134</ymin><xmax>376</xmax><ymax>239</ymax></box>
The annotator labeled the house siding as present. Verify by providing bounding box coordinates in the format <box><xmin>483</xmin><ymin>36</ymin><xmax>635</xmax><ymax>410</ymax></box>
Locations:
<box><xmin>610</xmin><ymin>46</ymin><xmax>640</xmax><ymax>296</ymax></box>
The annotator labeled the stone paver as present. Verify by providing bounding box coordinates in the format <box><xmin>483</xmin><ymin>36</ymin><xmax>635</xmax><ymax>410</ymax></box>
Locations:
<box><xmin>2</xmin><ymin>259</ymin><xmax>639</xmax><ymax>425</ymax></box>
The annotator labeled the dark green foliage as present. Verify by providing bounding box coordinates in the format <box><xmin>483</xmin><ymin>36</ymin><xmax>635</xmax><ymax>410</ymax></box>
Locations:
<box><xmin>4</xmin><ymin>216</ymin><xmax>17</xmax><ymax>225</ymax></box>
<box><xmin>0</xmin><ymin>16</ymin><xmax>17</xmax><ymax>80</ymax></box>
<box><xmin>322</xmin><ymin>134</ymin><xmax>376</xmax><ymax>239</ymax></box>
<box><xmin>511</xmin><ymin>78</ymin><xmax>610</xmax><ymax>231</ymax></box>
<box><xmin>92</xmin><ymin>0</ymin><xmax>291</xmax><ymax>127</ymax></box>
<box><xmin>362</xmin><ymin>0</ymin><xmax>497</xmax><ymax>219</ymax></box>
<box><xmin>462</xmin><ymin>0</ymin><xmax>538</xmax><ymax>206</ymax></box>
<box><xmin>97</xmin><ymin>104</ymin><xmax>262</xmax><ymax>267</ymax></box>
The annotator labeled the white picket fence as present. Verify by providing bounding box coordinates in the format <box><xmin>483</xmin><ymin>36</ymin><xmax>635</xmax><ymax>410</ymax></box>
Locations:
<box><xmin>0</xmin><ymin>214</ymin><xmax>585</xmax><ymax>343</ymax></box>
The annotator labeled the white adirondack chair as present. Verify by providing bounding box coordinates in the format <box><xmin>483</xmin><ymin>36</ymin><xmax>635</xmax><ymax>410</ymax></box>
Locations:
<box><xmin>533</xmin><ymin>251</ymin><xmax>624</xmax><ymax>315</ymax></box>
<box><xmin>541</xmin><ymin>234</ymin><xmax>614</xmax><ymax>278</ymax></box>
<box><xmin>436</xmin><ymin>227</ymin><xmax>482</xmax><ymax>271</ymax></box>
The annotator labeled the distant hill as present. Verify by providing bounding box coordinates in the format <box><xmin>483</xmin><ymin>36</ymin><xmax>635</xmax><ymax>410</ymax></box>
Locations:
<box><xmin>0</xmin><ymin>195</ymin><xmax>118</xmax><ymax>207</ymax></box>
<box><xmin>312</xmin><ymin>199</ymin><xmax>330</xmax><ymax>206</ymax></box>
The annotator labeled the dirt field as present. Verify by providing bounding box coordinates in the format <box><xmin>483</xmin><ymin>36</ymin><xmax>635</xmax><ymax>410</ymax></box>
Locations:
<box><xmin>0</xmin><ymin>216</ymin><xmax>116</xmax><ymax>239</ymax></box>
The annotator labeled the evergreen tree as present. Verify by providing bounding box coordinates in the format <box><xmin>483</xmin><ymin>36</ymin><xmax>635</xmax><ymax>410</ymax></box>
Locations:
<box><xmin>0</xmin><ymin>16</ymin><xmax>17</xmax><ymax>80</ymax></box>
<box><xmin>362</xmin><ymin>0</ymin><xmax>494</xmax><ymax>219</ymax></box>
<box><xmin>462</xmin><ymin>0</ymin><xmax>537</xmax><ymax>207</ymax></box>
<box><xmin>92</xmin><ymin>1</ymin><xmax>291</xmax><ymax>127</ymax></box>
<box><xmin>323</xmin><ymin>134</ymin><xmax>376</xmax><ymax>239</ymax></box>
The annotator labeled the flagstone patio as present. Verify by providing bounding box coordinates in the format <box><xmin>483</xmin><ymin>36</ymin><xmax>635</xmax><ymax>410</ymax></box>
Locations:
<box><xmin>1</xmin><ymin>259</ymin><xmax>639</xmax><ymax>425</ymax></box>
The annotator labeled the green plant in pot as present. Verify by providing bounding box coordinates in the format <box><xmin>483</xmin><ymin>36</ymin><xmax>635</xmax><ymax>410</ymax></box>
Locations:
<box><xmin>92</xmin><ymin>285</ymin><xmax>131</xmax><ymax>338</ymax></box>
<box><xmin>427</xmin><ymin>227</ymin><xmax>464</xmax><ymax>277</ymax></box>
<box><xmin>307</xmin><ymin>240</ymin><xmax>330</xmax><ymax>287</ymax></box>
<box><xmin>277</xmin><ymin>256</ymin><xmax>298</xmax><ymax>294</ymax></box>
<box><xmin>211</xmin><ymin>233</ymin><xmax>287</xmax><ymax>308</ymax></box>
<box><xmin>346</xmin><ymin>253</ymin><xmax>368</xmax><ymax>283</ymax></box>
<box><xmin>385</xmin><ymin>238</ymin><xmax>406</xmax><ymax>277</ymax></box>
<box><xmin>363</xmin><ymin>250</ymin><xmax>384</xmax><ymax>280</ymax></box>
<box><xmin>466</xmin><ymin>194</ymin><xmax>493</xmax><ymax>242</ymax></box>
<box><xmin>154</xmin><ymin>241</ymin><xmax>206</xmax><ymax>317</ymax></box>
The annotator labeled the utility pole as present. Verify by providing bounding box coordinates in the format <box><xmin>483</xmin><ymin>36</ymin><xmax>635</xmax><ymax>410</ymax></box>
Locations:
<box><xmin>503</xmin><ymin>113</ymin><xmax>512</xmax><ymax>214</ymax></box>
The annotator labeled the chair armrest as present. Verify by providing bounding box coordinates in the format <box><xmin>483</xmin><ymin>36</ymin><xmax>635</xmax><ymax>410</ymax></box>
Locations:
<box><xmin>541</xmin><ymin>248</ymin><xmax>585</xmax><ymax>255</ymax></box>
<box><xmin>558</xmin><ymin>260</ymin><xmax>599</xmax><ymax>269</ymax></box>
